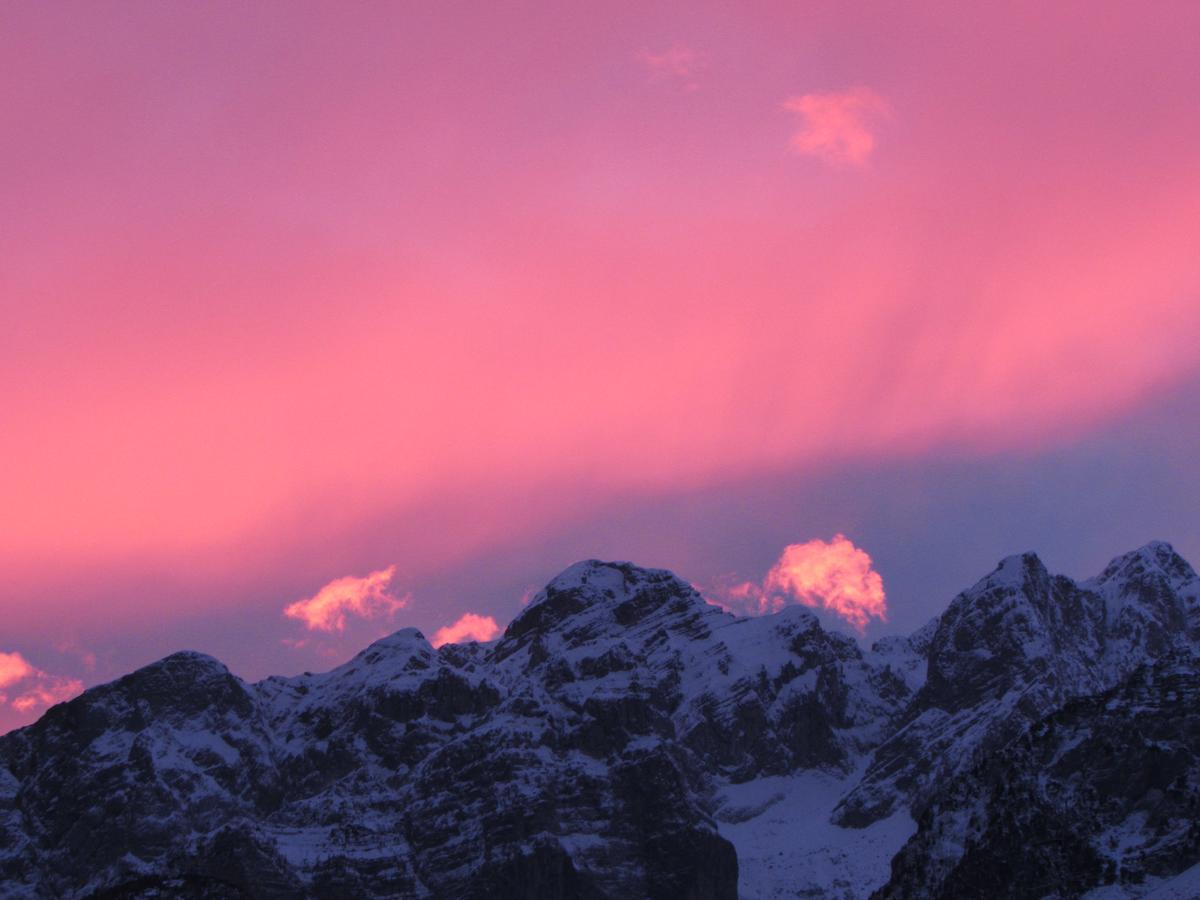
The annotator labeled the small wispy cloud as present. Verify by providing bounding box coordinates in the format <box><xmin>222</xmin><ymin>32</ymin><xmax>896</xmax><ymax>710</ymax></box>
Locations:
<box><xmin>284</xmin><ymin>565</ymin><xmax>409</xmax><ymax>632</ymax></box>
<box><xmin>708</xmin><ymin>534</ymin><xmax>888</xmax><ymax>633</ymax></box>
<box><xmin>54</xmin><ymin>638</ymin><xmax>97</xmax><ymax>671</ymax></box>
<box><xmin>0</xmin><ymin>650</ymin><xmax>84</xmax><ymax>715</ymax></box>
<box><xmin>638</xmin><ymin>43</ymin><xmax>703</xmax><ymax>91</ymax></box>
<box><xmin>431</xmin><ymin>612</ymin><xmax>501</xmax><ymax>648</ymax></box>
<box><xmin>784</xmin><ymin>87</ymin><xmax>891</xmax><ymax>167</ymax></box>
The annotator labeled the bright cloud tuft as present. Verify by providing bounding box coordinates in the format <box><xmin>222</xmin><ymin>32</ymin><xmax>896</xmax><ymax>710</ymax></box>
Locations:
<box><xmin>784</xmin><ymin>87</ymin><xmax>891</xmax><ymax>166</ymax></box>
<box><xmin>431</xmin><ymin>613</ymin><xmax>501</xmax><ymax>648</ymax></box>
<box><xmin>710</xmin><ymin>535</ymin><xmax>887</xmax><ymax>633</ymax></box>
<box><xmin>284</xmin><ymin>565</ymin><xmax>409</xmax><ymax>632</ymax></box>
<box><xmin>0</xmin><ymin>650</ymin><xmax>84</xmax><ymax>716</ymax></box>
<box><xmin>0</xmin><ymin>652</ymin><xmax>35</xmax><ymax>689</ymax></box>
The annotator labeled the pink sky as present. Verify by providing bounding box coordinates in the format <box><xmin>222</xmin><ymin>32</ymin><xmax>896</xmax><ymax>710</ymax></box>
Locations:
<box><xmin>2</xmin><ymin>2</ymin><xmax>1199</xmax><ymax>732</ymax></box>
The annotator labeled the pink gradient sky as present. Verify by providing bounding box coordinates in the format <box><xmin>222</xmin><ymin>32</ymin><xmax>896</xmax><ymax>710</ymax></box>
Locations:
<box><xmin>3</xmin><ymin>2</ymin><xmax>1199</xmax><ymax>732</ymax></box>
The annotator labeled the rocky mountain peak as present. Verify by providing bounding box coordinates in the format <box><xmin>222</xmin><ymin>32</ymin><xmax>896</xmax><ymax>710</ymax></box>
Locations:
<box><xmin>133</xmin><ymin>650</ymin><xmax>231</xmax><ymax>679</ymax></box>
<box><xmin>1084</xmin><ymin>541</ymin><xmax>1200</xmax><ymax>672</ymax></box>
<box><xmin>347</xmin><ymin>627</ymin><xmax>434</xmax><ymax>666</ymax></box>
<box><xmin>990</xmin><ymin>549</ymin><xmax>1049</xmax><ymax>584</ymax></box>
<box><xmin>74</xmin><ymin>650</ymin><xmax>253</xmax><ymax>726</ymax></box>
<box><xmin>1088</xmin><ymin>540</ymin><xmax>1199</xmax><ymax>615</ymax></box>
<box><xmin>837</xmin><ymin>550</ymin><xmax>1106</xmax><ymax>828</ymax></box>
<box><xmin>922</xmin><ymin>551</ymin><xmax>1104</xmax><ymax>709</ymax></box>
<box><xmin>494</xmin><ymin>559</ymin><xmax>721</xmax><ymax>661</ymax></box>
<box><xmin>1096</xmin><ymin>540</ymin><xmax>1195</xmax><ymax>584</ymax></box>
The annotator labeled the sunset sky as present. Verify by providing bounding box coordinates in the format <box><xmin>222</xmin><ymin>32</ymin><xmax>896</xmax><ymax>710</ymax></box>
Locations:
<box><xmin>3</xmin><ymin>1</ymin><xmax>1199</xmax><ymax>732</ymax></box>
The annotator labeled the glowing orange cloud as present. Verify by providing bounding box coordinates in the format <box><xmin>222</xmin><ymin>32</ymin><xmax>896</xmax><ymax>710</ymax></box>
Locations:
<box><xmin>284</xmin><ymin>565</ymin><xmax>408</xmax><ymax>632</ymax></box>
<box><xmin>430</xmin><ymin>613</ymin><xmax>501</xmax><ymax>648</ymax></box>
<box><xmin>784</xmin><ymin>87</ymin><xmax>891</xmax><ymax>166</ymax></box>
<box><xmin>0</xmin><ymin>650</ymin><xmax>84</xmax><ymax>715</ymax></box>
<box><xmin>710</xmin><ymin>535</ymin><xmax>887</xmax><ymax>633</ymax></box>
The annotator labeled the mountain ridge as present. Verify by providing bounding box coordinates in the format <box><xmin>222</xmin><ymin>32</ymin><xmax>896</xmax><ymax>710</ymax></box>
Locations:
<box><xmin>2</xmin><ymin>542</ymin><xmax>1198</xmax><ymax>898</ymax></box>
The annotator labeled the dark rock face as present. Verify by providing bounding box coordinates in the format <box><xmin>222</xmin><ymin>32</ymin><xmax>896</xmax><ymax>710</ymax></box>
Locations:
<box><xmin>2</xmin><ymin>544</ymin><xmax>1198</xmax><ymax>898</ymax></box>
<box><xmin>875</xmin><ymin>661</ymin><xmax>1200</xmax><ymax>900</ymax></box>
<box><xmin>835</xmin><ymin>544</ymin><xmax>1200</xmax><ymax>829</ymax></box>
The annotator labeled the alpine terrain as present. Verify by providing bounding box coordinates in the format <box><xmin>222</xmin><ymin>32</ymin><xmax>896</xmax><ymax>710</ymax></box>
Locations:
<box><xmin>2</xmin><ymin>542</ymin><xmax>1199</xmax><ymax>899</ymax></box>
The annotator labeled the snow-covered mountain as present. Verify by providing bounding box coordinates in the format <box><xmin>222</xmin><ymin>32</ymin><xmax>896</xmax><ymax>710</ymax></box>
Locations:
<box><xmin>2</xmin><ymin>543</ymin><xmax>1198</xmax><ymax>898</ymax></box>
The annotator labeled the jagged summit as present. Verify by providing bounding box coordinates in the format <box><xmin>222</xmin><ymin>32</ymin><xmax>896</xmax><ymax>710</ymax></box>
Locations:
<box><xmin>1088</xmin><ymin>539</ymin><xmax>1199</xmax><ymax>601</ymax></box>
<box><xmin>1104</xmin><ymin>538</ymin><xmax>1188</xmax><ymax>569</ymax></box>
<box><xmin>834</xmin><ymin>541</ymin><xmax>1190</xmax><ymax>831</ymax></box>
<box><xmin>136</xmin><ymin>649</ymin><xmax>230</xmax><ymax>673</ymax></box>
<box><xmin>101</xmin><ymin>649</ymin><xmax>241</xmax><ymax>707</ymax></box>
<box><xmin>974</xmin><ymin>549</ymin><xmax>1051</xmax><ymax>600</ymax></box>
<box><xmin>367</xmin><ymin>625</ymin><xmax>429</xmax><ymax>646</ymax></box>
<box><xmin>497</xmin><ymin>558</ymin><xmax>720</xmax><ymax>652</ymax></box>
<box><xmin>351</xmin><ymin>626</ymin><xmax>433</xmax><ymax>661</ymax></box>
<box><xmin>3</xmin><ymin>542</ymin><xmax>1199</xmax><ymax>899</ymax></box>
<box><xmin>516</xmin><ymin>558</ymin><xmax>702</xmax><ymax>615</ymax></box>
<box><xmin>990</xmin><ymin>549</ymin><xmax>1047</xmax><ymax>581</ymax></box>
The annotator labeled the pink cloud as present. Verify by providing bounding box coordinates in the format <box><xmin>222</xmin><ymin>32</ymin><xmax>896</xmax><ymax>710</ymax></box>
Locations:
<box><xmin>284</xmin><ymin>565</ymin><xmax>409</xmax><ymax>632</ymax></box>
<box><xmin>11</xmin><ymin>677</ymin><xmax>84</xmax><ymax>713</ymax></box>
<box><xmin>784</xmin><ymin>87</ymin><xmax>891</xmax><ymax>166</ymax></box>
<box><xmin>638</xmin><ymin>44</ymin><xmax>702</xmax><ymax>90</ymax></box>
<box><xmin>0</xmin><ymin>652</ymin><xmax>35</xmax><ymax>689</ymax></box>
<box><xmin>0</xmin><ymin>650</ymin><xmax>84</xmax><ymax>716</ymax></box>
<box><xmin>709</xmin><ymin>535</ymin><xmax>887</xmax><ymax>633</ymax></box>
<box><xmin>54</xmin><ymin>639</ymin><xmax>97</xmax><ymax>671</ymax></box>
<box><xmin>431</xmin><ymin>613</ymin><xmax>501</xmax><ymax>648</ymax></box>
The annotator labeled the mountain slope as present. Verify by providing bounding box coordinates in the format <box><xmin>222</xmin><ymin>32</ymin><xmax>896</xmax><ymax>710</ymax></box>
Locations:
<box><xmin>0</xmin><ymin>560</ymin><xmax>916</xmax><ymax>898</ymax></box>
<box><xmin>1</xmin><ymin>544</ymin><xmax>1198</xmax><ymax>898</ymax></box>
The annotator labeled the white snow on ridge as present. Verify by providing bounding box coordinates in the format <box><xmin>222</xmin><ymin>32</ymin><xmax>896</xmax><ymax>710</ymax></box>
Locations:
<box><xmin>715</xmin><ymin>769</ymin><xmax>915</xmax><ymax>899</ymax></box>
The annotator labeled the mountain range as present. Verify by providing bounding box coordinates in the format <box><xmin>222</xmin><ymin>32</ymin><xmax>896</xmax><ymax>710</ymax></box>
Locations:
<box><xmin>2</xmin><ymin>541</ymin><xmax>1199</xmax><ymax>898</ymax></box>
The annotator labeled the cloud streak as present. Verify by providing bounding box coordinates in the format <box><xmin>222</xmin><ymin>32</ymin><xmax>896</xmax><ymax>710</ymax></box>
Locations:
<box><xmin>784</xmin><ymin>87</ymin><xmax>891</xmax><ymax>166</ymax></box>
<box><xmin>284</xmin><ymin>565</ymin><xmax>409</xmax><ymax>632</ymax></box>
<box><xmin>710</xmin><ymin>535</ymin><xmax>887</xmax><ymax>633</ymax></box>
<box><xmin>431</xmin><ymin>613</ymin><xmax>501</xmax><ymax>648</ymax></box>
